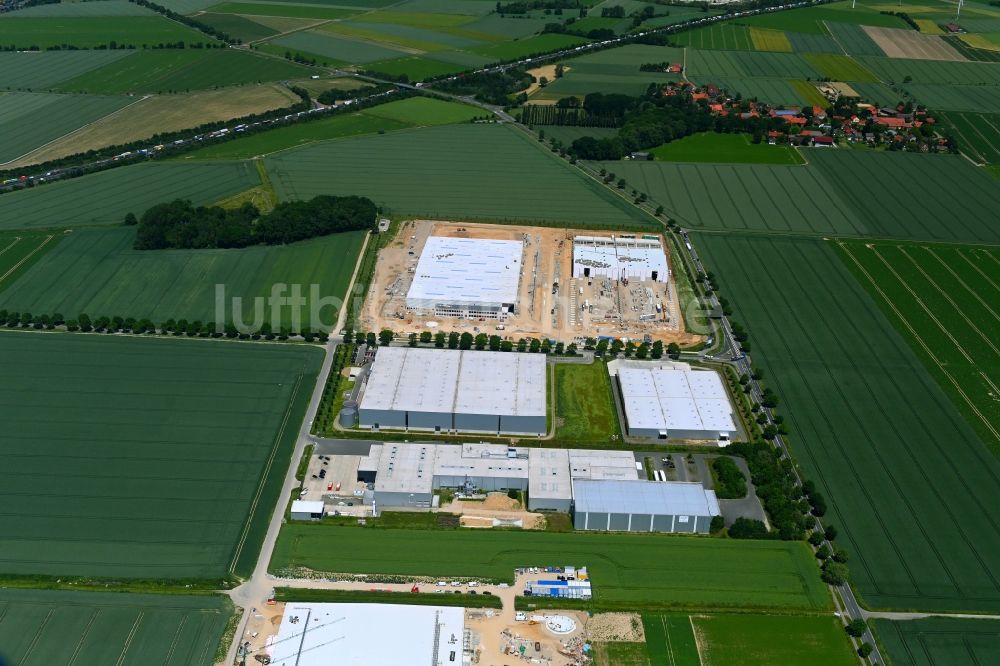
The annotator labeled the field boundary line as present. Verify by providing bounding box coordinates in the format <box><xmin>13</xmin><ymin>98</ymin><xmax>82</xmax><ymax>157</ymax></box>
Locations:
<box><xmin>229</xmin><ymin>372</ymin><xmax>304</xmax><ymax>575</ymax></box>
<box><xmin>0</xmin><ymin>236</ymin><xmax>20</xmax><ymax>257</ymax></box>
<box><xmin>838</xmin><ymin>243</ymin><xmax>999</xmax><ymax>444</ymax></box>
<box><xmin>67</xmin><ymin>608</ymin><xmax>101</xmax><ymax>666</ymax></box>
<box><xmin>0</xmin><ymin>95</ymin><xmax>151</xmax><ymax>169</ymax></box>
<box><xmin>870</xmin><ymin>246</ymin><xmax>977</xmax><ymax>363</ymax></box>
<box><xmin>688</xmin><ymin>615</ymin><xmax>704</xmax><ymax>665</ymax></box>
<box><xmin>114</xmin><ymin>610</ymin><xmax>145</xmax><ymax>666</ymax></box>
<box><xmin>0</xmin><ymin>233</ymin><xmax>53</xmax><ymax>285</ymax></box>
<box><xmin>896</xmin><ymin>246</ymin><xmax>1000</xmax><ymax>356</ymax></box>
<box><xmin>163</xmin><ymin>612</ymin><xmax>188</xmax><ymax>663</ymax></box>
<box><xmin>923</xmin><ymin>246</ymin><xmax>1000</xmax><ymax>322</ymax></box>
<box><xmin>245</xmin><ymin>18</ymin><xmax>332</xmax><ymax>46</ymax></box>
<box><xmin>956</xmin><ymin>248</ymin><xmax>999</xmax><ymax>292</ymax></box>
<box><xmin>18</xmin><ymin>608</ymin><xmax>54</xmax><ymax>665</ymax></box>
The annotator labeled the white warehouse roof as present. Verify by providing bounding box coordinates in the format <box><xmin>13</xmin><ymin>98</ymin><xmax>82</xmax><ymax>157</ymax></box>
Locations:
<box><xmin>618</xmin><ymin>367</ymin><xmax>736</xmax><ymax>436</ymax></box>
<box><xmin>407</xmin><ymin>236</ymin><xmax>523</xmax><ymax>308</ymax></box>
<box><xmin>271</xmin><ymin>603</ymin><xmax>465</xmax><ymax>666</ymax></box>
<box><xmin>360</xmin><ymin>347</ymin><xmax>545</xmax><ymax>418</ymax></box>
<box><xmin>573</xmin><ymin>479</ymin><xmax>720</xmax><ymax>517</ymax></box>
<box><xmin>290</xmin><ymin>500</ymin><xmax>324</xmax><ymax>515</ymax></box>
<box><xmin>573</xmin><ymin>235</ymin><xmax>668</xmax><ymax>282</ymax></box>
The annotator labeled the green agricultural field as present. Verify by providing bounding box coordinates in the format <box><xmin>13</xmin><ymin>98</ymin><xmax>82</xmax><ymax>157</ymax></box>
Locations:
<box><xmin>0</xmin><ymin>50</ymin><xmax>135</xmax><ymax>90</ymax></box>
<box><xmin>939</xmin><ymin>111</ymin><xmax>1000</xmax><ymax>163</ymax></box>
<box><xmin>602</xmin><ymin>160</ymin><xmax>868</xmax><ymax>236</ymax></box>
<box><xmin>0</xmin><ymin>230</ymin><xmax>60</xmax><ymax>289</ymax></box>
<box><xmin>185</xmin><ymin>97</ymin><xmax>479</xmax><ymax>159</ymax></box>
<box><xmin>0</xmin><ymin>333</ymin><xmax>321</xmax><ymax>578</ymax></box>
<box><xmin>835</xmin><ymin>240</ymin><xmax>1000</xmax><ymax>454</ymax></box>
<box><xmin>3</xmin><ymin>0</ymin><xmax>153</xmax><ymax>16</ymax></box>
<box><xmin>472</xmin><ymin>33</ymin><xmax>588</xmax><ymax>61</ymax></box>
<box><xmin>271</xmin><ymin>526</ymin><xmax>831</xmax><ymax>611</ymax></box>
<box><xmin>808</xmin><ymin>150</ymin><xmax>1000</xmax><ymax>243</ymax></box>
<box><xmin>196</xmin><ymin>12</ymin><xmax>279</xmax><ymax>41</ymax></box>
<box><xmin>266</xmin><ymin>124</ymin><xmax>651</xmax><ymax>228</ymax></box>
<box><xmin>857</xmin><ymin>55</ymin><xmax>1000</xmax><ymax>84</ymax></box>
<box><xmin>691</xmin><ymin>614</ymin><xmax>856</xmax><ymax>666</ymax></box>
<box><xmin>269</xmin><ymin>29</ymin><xmax>408</xmax><ymax>64</ymax></box>
<box><xmin>463</xmin><ymin>13</ymin><xmax>553</xmax><ymax>39</ymax></box>
<box><xmin>554</xmin><ymin>360</ymin><xmax>621</xmax><ymax>444</ymax></box>
<box><xmin>535</xmin><ymin>125</ymin><xmax>618</xmax><ymax>145</ymax></box>
<box><xmin>592</xmin><ymin>642</ymin><xmax>650</xmax><ymax>666</ymax></box>
<box><xmin>874</xmin><ymin>617</ymin><xmax>1000</xmax><ymax>665</ymax></box>
<box><xmin>345</xmin><ymin>18</ymin><xmax>487</xmax><ymax>49</ymax></box>
<box><xmin>904</xmin><ymin>82</ymin><xmax>1000</xmax><ymax>112</ymax></box>
<box><xmin>694</xmin><ymin>233</ymin><xmax>1000</xmax><ymax>612</ymax></box>
<box><xmin>209</xmin><ymin>1</ymin><xmax>360</xmax><ymax>20</ymax></box>
<box><xmin>692</xmin><ymin>76</ymin><xmax>823</xmax><ymax>106</ymax></box>
<box><xmin>0</xmin><ymin>588</ymin><xmax>231</xmax><ymax>666</ymax></box>
<box><xmin>650</xmin><ymin>133</ymin><xmax>804</xmax><ymax>165</ymax></box>
<box><xmin>642</xmin><ymin>614</ymin><xmax>700</xmax><ymax>666</ymax></box>
<box><xmin>786</xmin><ymin>30</ymin><xmax>843</xmax><ymax>53</ymax></box>
<box><xmin>803</xmin><ymin>52</ymin><xmax>878</xmax><ymax>81</ymax></box>
<box><xmin>0</xmin><ymin>227</ymin><xmax>365</xmax><ymax>329</ymax></box>
<box><xmin>55</xmin><ymin>48</ymin><xmax>313</xmax><ymax>94</ymax></box>
<box><xmin>364</xmin><ymin>55</ymin><xmax>468</xmax><ymax>79</ymax></box>
<box><xmin>739</xmin><ymin>2</ymin><xmax>908</xmax><ymax>33</ymax></box>
<box><xmin>824</xmin><ymin>21</ymin><xmax>886</xmax><ymax>55</ymax></box>
<box><xmin>0</xmin><ymin>161</ymin><xmax>259</xmax><ymax>230</ymax></box>
<box><xmin>0</xmin><ymin>92</ymin><xmax>133</xmax><ymax>164</ymax></box>
<box><xmin>0</xmin><ymin>16</ymin><xmax>209</xmax><ymax>48</ymax></box>
<box><xmin>670</xmin><ymin>24</ymin><xmax>753</xmax><ymax>50</ymax></box>
<box><xmin>539</xmin><ymin>44</ymin><xmax>685</xmax><ymax>98</ymax></box>
<box><xmin>687</xmin><ymin>49</ymin><xmax>821</xmax><ymax>79</ymax></box>
<box><xmin>749</xmin><ymin>26</ymin><xmax>793</xmax><ymax>51</ymax></box>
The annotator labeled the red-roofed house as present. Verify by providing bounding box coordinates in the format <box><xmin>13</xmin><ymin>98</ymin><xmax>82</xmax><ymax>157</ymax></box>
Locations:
<box><xmin>876</xmin><ymin>117</ymin><xmax>912</xmax><ymax>129</ymax></box>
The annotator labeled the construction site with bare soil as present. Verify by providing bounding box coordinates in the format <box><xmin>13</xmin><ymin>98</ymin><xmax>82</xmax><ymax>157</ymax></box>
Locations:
<box><xmin>361</xmin><ymin>219</ymin><xmax>701</xmax><ymax>345</ymax></box>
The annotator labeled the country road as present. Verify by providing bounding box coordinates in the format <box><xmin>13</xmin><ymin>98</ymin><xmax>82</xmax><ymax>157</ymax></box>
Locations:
<box><xmin>223</xmin><ymin>233</ymin><xmax>370</xmax><ymax>665</ymax></box>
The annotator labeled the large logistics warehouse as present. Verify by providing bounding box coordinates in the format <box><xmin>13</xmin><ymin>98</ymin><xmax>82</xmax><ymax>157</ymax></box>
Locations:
<box><xmin>358</xmin><ymin>347</ymin><xmax>546</xmax><ymax>435</ymax></box>
<box><xmin>406</xmin><ymin>236</ymin><xmax>524</xmax><ymax>320</ymax></box>
<box><xmin>617</xmin><ymin>366</ymin><xmax>736</xmax><ymax>440</ymax></box>
<box><xmin>573</xmin><ymin>235</ymin><xmax>669</xmax><ymax>283</ymax></box>
<box><xmin>572</xmin><ymin>479</ymin><xmax>720</xmax><ymax>533</ymax></box>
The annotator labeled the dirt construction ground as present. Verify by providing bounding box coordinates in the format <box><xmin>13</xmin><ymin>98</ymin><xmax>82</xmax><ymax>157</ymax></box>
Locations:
<box><xmin>362</xmin><ymin>220</ymin><xmax>700</xmax><ymax>345</ymax></box>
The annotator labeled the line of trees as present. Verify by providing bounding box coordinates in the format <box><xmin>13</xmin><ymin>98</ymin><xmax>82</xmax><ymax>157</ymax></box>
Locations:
<box><xmin>128</xmin><ymin>0</ymin><xmax>240</xmax><ymax>45</ymax></box>
<box><xmin>132</xmin><ymin>194</ymin><xmax>378</xmax><ymax>250</ymax></box>
<box><xmin>0</xmin><ymin>310</ymin><xmax>329</xmax><ymax>342</ymax></box>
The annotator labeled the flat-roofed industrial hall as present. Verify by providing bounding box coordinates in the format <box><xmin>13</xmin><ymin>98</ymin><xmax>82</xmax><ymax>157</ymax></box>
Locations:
<box><xmin>406</xmin><ymin>235</ymin><xmax>524</xmax><ymax>320</ymax></box>
<box><xmin>616</xmin><ymin>365</ymin><xmax>737</xmax><ymax>441</ymax></box>
<box><xmin>358</xmin><ymin>347</ymin><xmax>546</xmax><ymax>435</ymax></box>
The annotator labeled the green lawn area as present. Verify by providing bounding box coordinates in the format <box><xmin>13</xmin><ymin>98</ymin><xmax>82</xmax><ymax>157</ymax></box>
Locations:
<box><xmin>0</xmin><ymin>15</ymin><xmax>209</xmax><ymax>47</ymax></box>
<box><xmin>270</xmin><ymin>526</ymin><xmax>831</xmax><ymax>611</ymax></box>
<box><xmin>0</xmin><ymin>226</ymin><xmax>365</xmax><ymax>330</ymax></box>
<box><xmin>554</xmin><ymin>360</ymin><xmax>622</xmax><ymax>444</ymax></box>
<box><xmin>0</xmin><ymin>588</ymin><xmax>232</xmax><ymax>666</ymax></box>
<box><xmin>650</xmin><ymin>132</ymin><xmax>805</xmax><ymax>165</ymax></box>
<box><xmin>184</xmin><ymin>97</ymin><xmax>480</xmax><ymax>159</ymax></box>
<box><xmin>694</xmin><ymin>233</ymin><xmax>1000</xmax><ymax>612</ymax></box>
<box><xmin>364</xmin><ymin>55</ymin><xmax>469</xmax><ymax>80</ymax></box>
<box><xmin>692</xmin><ymin>614</ymin><xmax>856</xmax><ymax>666</ymax></box>
<box><xmin>0</xmin><ymin>333</ymin><xmax>321</xmax><ymax>579</ymax></box>
<box><xmin>592</xmin><ymin>642</ymin><xmax>650</xmax><ymax>666</ymax></box>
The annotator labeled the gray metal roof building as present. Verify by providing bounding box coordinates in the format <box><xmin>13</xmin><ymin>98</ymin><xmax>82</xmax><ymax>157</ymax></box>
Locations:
<box><xmin>528</xmin><ymin>448</ymin><xmax>572</xmax><ymax>512</ymax></box>
<box><xmin>358</xmin><ymin>347</ymin><xmax>546</xmax><ymax>435</ymax></box>
<box><xmin>406</xmin><ymin>236</ymin><xmax>524</xmax><ymax>319</ymax></box>
<box><xmin>573</xmin><ymin>479</ymin><xmax>720</xmax><ymax>533</ymax></box>
<box><xmin>617</xmin><ymin>367</ymin><xmax>736</xmax><ymax>441</ymax></box>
